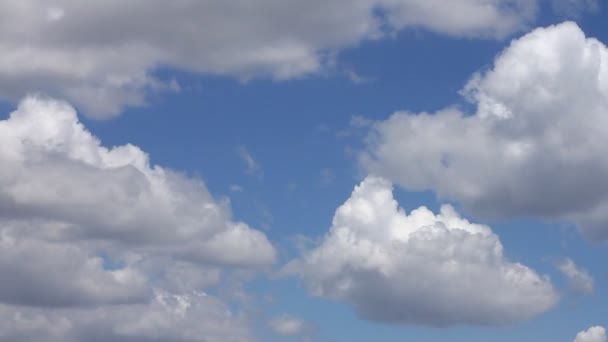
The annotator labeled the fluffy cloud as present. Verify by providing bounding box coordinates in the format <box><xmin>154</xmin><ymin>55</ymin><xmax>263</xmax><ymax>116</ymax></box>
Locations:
<box><xmin>575</xmin><ymin>326</ymin><xmax>607</xmax><ymax>342</ymax></box>
<box><xmin>0</xmin><ymin>96</ymin><xmax>275</xmax><ymax>269</ymax></box>
<box><xmin>268</xmin><ymin>314</ymin><xmax>312</xmax><ymax>337</ymax></box>
<box><xmin>0</xmin><ymin>291</ymin><xmax>253</xmax><ymax>342</ymax></box>
<box><xmin>287</xmin><ymin>176</ymin><xmax>558</xmax><ymax>326</ymax></box>
<box><xmin>0</xmin><ymin>0</ymin><xmax>537</xmax><ymax>117</ymax></box>
<box><xmin>361</xmin><ymin>22</ymin><xmax>608</xmax><ymax>239</ymax></box>
<box><xmin>558</xmin><ymin>258</ymin><xmax>594</xmax><ymax>295</ymax></box>
<box><xmin>0</xmin><ymin>96</ymin><xmax>276</xmax><ymax>340</ymax></box>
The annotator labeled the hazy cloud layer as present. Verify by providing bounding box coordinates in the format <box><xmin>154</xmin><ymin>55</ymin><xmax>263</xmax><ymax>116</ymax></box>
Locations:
<box><xmin>287</xmin><ymin>176</ymin><xmax>558</xmax><ymax>326</ymax></box>
<box><xmin>0</xmin><ymin>96</ymin><xmax>276</xmax><ymax>340</ymax></box>
<box><xmin>362</xmin><ymin>22</ymin><xmax>608</xmax><ymax>239</ymax></box>
<box><xmin>0</xmin><ymin>0</ymin><xmax>538</xmax><ymax>117</ymax></box>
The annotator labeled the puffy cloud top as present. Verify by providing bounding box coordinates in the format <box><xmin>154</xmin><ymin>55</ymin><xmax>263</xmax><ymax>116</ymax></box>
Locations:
<box><xmin>0</xmin><ymin>96</ymin><xmax>276</xmax><ymax>269</ymax></box>
<box><xmin>0</xmin><ymin>96</ymin><xmax>275</xmax><ymax>341</ymax></box>
<box><xmin>575</xmin><ymin>326</ymin><xmax>607</xmax><ymax>342</ymax></box>
<box><xmin>362</xmin><ymin>22</ymin><xmax>608</xmax><ymax>239</ymax></box>
<box><xmin>287</xmin><ymin>176</ymin><xmax>558</xmax><ymax>326</ymax></box>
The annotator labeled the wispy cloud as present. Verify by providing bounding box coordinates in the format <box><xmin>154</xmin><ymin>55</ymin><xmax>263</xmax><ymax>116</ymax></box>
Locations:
<box><xmin>229</xmin><ymin>184</ymin><xmax>244</xmax><ymax>193</ymax></box>
<box><xmin>268</xmin><ymin>314</ymin><xmax>314</xmax><ymax>338</ymax></box>
<box><xmin>237</xmin><ymin>145</ymin><xmax>263</xmax><ymax>178</ymax></box>
<box><xmin>558</xmin><ymin>258</ymin><xmax>594</xmax><ymax>295</ymax></box>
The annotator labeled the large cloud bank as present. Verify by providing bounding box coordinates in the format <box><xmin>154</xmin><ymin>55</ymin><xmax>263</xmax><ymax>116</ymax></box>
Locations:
<box><xmin>0</xmin><ymin>0</ymin><xmax>538</xmax><ymax>117</ymax></box>
<box><xmin>362</xmin><ymin>22</ymin><xmax>608</xmax><ymax>239</ymax></box>
<box><xmin>287</xmin><ymin>176</ymin><xmax>557</xmax><ymax>326</ymax></box>
<box><xmin>0</xmin><ymin>96</ymin><xmax>276</xmax><ymax>341</ymax></box>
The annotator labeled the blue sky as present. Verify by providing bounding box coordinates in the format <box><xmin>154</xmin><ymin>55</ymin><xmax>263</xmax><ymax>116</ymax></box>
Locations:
<box><xmin>0</xmin><ymin>1</ymin><xmax>607</xmax><ymax>341</ymax></box>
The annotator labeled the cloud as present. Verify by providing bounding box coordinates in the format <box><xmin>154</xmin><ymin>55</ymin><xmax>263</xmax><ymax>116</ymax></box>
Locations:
<box><xmin>0</xmin><ymin>96</ymin><xmax>276</xmax><ymax>269</ymax></box>
<box><xmin>268</xmin><ymin>314</ymin><xmax>313</xmax><ymax>337</ymax></box>
<box><xmin>287</xmin><ymin>176</ymin><xmax>558</xmax><ymax>326</ymax></box>
<box><xmin>379</xmin><ymin>0</ymin><xmax>536</xmax><ymax>38</ymax></box>
<box><xmin>0</xmin><ymin>291</ymin><xmax>254</xmax><ymax>342</ymax></box>
<box><xmin>0</xmin><ymin>232</ymin><xmax>150</xmax><ymax>308</ymax></box>
<box><xmin>320</xmin><ymin>168</ymin><xmax>335</xmax><ymax>185</ymax></box>
<box><xmin>230</xmin><ymin>184</ymin><xmax>244</xmax><ymax>193</ymax></box>
<box><xmin>575</xmin><ymin>326</ymin><xmax>607</xmax><ymax>342</ymax></box>
<box><xmin>551</xmin><ymin>0</ymin><xmax>599</xmax><ymax>18</ymax></box>
<box><xmin>0</xmin><ymin>0</ymin><xmax>538</xmax><ymax>117</ymax></box>
<box><xmin>361</xmin><ymin>22</ymin><xmax>608</xmax><ymax>240</ymax></box>
<box><xmin>0</xmin><ymin>96</ymin><xmax>276</xmax><ymax>340</ymax></box>
<box><xmin>237</xmin><ymin>146</ymin><xmax>262</xmax><ymax>177</ymax></box>
<box><xmin>558</xmin><ymin>258</ymin><xmax>594</xmax><ymax>295</ymax></box>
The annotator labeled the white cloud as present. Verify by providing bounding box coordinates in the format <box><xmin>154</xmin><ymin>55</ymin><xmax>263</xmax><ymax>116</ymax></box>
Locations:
<box><xmin>0</xmin><ymin>96</ymin><xmax>276</xmax><ymax>340</ymax></box>
<box><xmin>361</xmin><ymin>22</ymin><xmax>608</xmax><ymax>240</ymax></box>
<box><xmin>287</xmin><ymin>176</ymin><xmax>558</xmax><ymax>326</ymax></box>
<box><xmin>575</xmin><ymin>326</ymin><xmax>607</xmax><ymax>342</ymax></box>
<box><xmin>379</xmin><ymin>0</ymin><xmax>536</xmax><ymax>38</ymax></box>
<box><xmin>0</xmin><ymin>96</ymin><xmax>276</xmax><ymax>269</ymax></box>
<box><xmin>558</xmin><ymin>258</ymin><xmax>594</xmax><ymax>295</ymax></box>
<box><xmin>268</xmin><ymin>314</ymin><xmax>312</xmax><ymax>337</ymax></box>
<box><xmin>0</xmin><ymin>291</ymin><xmax>254</xmax><ymax>342</ymax></box>
<box><xmin>0</xmin><ymin>0</ymin><xmax>538</xmax><ymax>117</ymax></box>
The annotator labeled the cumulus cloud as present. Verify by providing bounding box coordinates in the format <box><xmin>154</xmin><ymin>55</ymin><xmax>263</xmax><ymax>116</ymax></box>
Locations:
<box><xmin>287</xmin><ymin>176</ymin><xmax>558</xmax><ymax>326</ymax></box>
<box><xmin>0</xmin><ymin>96</ymin><xmax>276</xmax><ymax>268</ymax></box>
<box><xmin>575</xmin><ymin>326</ymin><xmax>607</xmax><ymax>342</ymax></box>
<box><xmin>0</xmin><ymin>96</ymin><xmax>276</xmax><ymax>340</ymax></box>
<box><xmin>558</xmin><ymin>258</ymin><xmax>594</xmax><ymax>295</ymax></box>
<box><xmin>361</xmin><ymin>22</ymin><xmax>608</xmax><ymax>240</ymax></box>
<box><xmin>0</xmin><ymin>0</ymin><xmax>538</xmax><ymax>117</ymax></box>
<box><xmin>0</xmin><ymin>291</ymin><xmax>253</xmax><ymax>342</ymax></box>
<box><xmin>268</xmin><ymin>314</ymin><xmax>312</xmax><ymax>337</ymax></box>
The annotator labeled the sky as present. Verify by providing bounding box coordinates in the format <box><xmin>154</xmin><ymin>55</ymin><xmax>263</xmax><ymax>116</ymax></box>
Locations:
<box><xmin>0</xmin><ymin>1</ymin><xmax>607</xmax><ymax>341</ymax></box>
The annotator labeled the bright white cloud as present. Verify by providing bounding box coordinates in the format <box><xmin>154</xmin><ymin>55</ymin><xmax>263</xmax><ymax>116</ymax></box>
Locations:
<box><xmin>0</xmin><ymin>0</ymin><xmax>538</xmax><ymax>117</ymax></box>
<box><xmin>268</xmin><ymin>314</ymin><xmax>312</xmax><ymax>336</ymax></box>
<box><xmin>361</xmin><ymin>22</ymin><xmax>608</xmax><ymax>240</ymax></box>
<box><xmin>287</xmin><ymin>176</ymin><xmax>558</xmax><ymax>326</ymax></box>
<box><xmin>558</xmin><ymin>258</ymin><xmax>594</xmax><ymax>295</ymax></box>
<box><xmin>575</xmin><ymin>326</ymin><xmax>607</xmax><ymax>342</ymax></box>
<box><xmin>0</xmin><ymin>96</ymin><xmax>276</xmax><ymax>340</ymax></box>
<box><xmin>0</xmin><ymin>96</ymin><xmax>276</xmax><ymax>269</ymax></box>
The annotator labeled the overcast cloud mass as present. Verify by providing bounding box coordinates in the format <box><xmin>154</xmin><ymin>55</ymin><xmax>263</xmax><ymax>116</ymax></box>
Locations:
<box><xmin>0</xmin><ymin>1</ymin><xmax>605</xmax><ymax>341</ymax></box>
<box><xmin>0</xmin><ymin>0</ymin><xmax>538</xmax><ymax>117</ymax></box>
